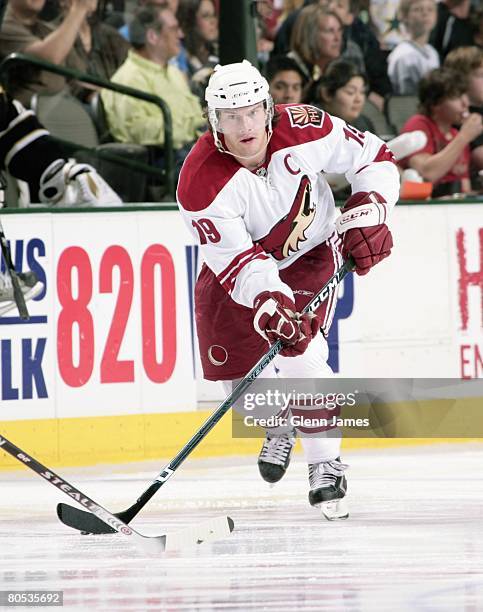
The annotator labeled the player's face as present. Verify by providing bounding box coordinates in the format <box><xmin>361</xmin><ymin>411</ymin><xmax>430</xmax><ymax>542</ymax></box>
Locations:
<box><xmin>217</xmin><ymin>102</ymin><xmax>268</xmax><ymax>162</ymax></box>
<box><xmin>467</xmin><ymin>63</ymin><xmax>483</xmax><ymax>106</ymax></box>
<box><xmin>269</xmin><ymin>70</ymin><xmax>303</xmax><ymax>104</ymax></box>
<box><xmin>332</xmin><ymin>76</ymin><xmax>366</xmax><ymax>123</ymax></box>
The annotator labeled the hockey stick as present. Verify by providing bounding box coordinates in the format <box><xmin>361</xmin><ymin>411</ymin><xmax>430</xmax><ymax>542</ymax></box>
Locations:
<box><xmin>0</xmin><ymin>217</ymin><xmax>29</xmax><ymax>320</ymax></box>
<box><xmin>0</xmin><ymin>433</ymin><xmax>234</xmax><ymax>553</ymax></box>
<box><xmin>58</xmin><ymin>256</ymin><xmax>354</xmax><ymax>534</ymax></box>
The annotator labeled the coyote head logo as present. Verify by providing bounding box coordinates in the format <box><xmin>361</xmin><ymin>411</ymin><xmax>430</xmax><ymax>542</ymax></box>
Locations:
<box><xmin>258</xmin><ymin>175</ymin><xmax>315</xmax><ymax>260</ymax></box>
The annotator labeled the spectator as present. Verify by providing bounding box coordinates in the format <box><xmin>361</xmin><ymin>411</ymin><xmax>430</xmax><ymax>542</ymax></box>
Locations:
<box><xmin>124</xmin><ymin>0</ymin><xmax>192</xmax><ymax>75</ymax></box>
<box><xmin>430</xmin><ymin>0</ymin><xmax>475</xmax><ymax>62</ymax></box>
<box><xmin>119</xmin><ymin>0</ymin><xmax>179</xmax><ymax>38</ymax></box>
<box><xmin>288</xmin><ymin>5</ymin><xmax>343</xmax><ymax>82</ymax></box>
<box><xmin>0</xmin><ymin>0</ymin><xmax>95</xmax><ymax>105</ymax></box>
<box><xmin>265</xmin><ymin>54</ymin><xmax>307</xmax><ymax>104</ymax></box>
<box><xmin>56</xmin><ymin>0</ymin><xmax>130</xmax><ymax>103</ymax></box>
<box><xmin>320</xmin><ymin>0</ymin><xmax>392</xmax><ymax>110</ymax></box>
<box><xmin>276</xmin><ymin>1</ymin><xmax>359</xmax><ymax>72</ymax></box>
<box><xmin>309</xmin><ymin>59</ymin><xmax>374</xmax><ymax>131</ymax></box>
<box><xmin>118</xmin><ymin>0</ymin><xmax>190</xmax><ymax>73</ymax></box>
<box><xmin>176</xmin><ymin>0</ymin><xmax>218</xmax><ymax>101</ymax></box>
<box><xmin>100</xmin><ymin>5</ymin><xmax>204</xmax><ymax>172</ymax></box>
<box><xmin>398</xmin><ymin>67</ymin><xmax>483</xmax><ymax>197</ymax></box>
<box><xmin>387</xmin><ymin>0</ymin><xmax>439</xmax><ymax>95</ymax></box>
<box><xmin>445</xmin><ymin>45</ymin><xmax>483</xmax><ymax>186</ymax></box>
<box><xmin>176</xmin><ymin>0</ymin><xmax>218</xmax><ymax>77</ymax></box>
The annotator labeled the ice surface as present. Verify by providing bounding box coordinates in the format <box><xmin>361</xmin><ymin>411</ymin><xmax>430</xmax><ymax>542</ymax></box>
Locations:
<box><xmin>1</xmin><ymin>444</ymin><xmax>483</xmax><ymax>611</ymax></box>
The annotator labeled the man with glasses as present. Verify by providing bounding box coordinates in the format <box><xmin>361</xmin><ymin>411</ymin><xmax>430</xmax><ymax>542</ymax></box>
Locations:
<box><xmin>101</xmin><ymin>3</ymin><xmax>204</xmax><ymax>173</ymax></box>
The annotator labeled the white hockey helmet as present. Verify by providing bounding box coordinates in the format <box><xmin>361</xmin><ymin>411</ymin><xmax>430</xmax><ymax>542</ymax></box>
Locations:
<box><xmin>205</xmin><ymin>60</ymin><xmax>274</xmax><ymax>150</ymax></box>
<box><xmin>205</xmin><ymin>60</ymin><xmax>270</xmax><ymax>109</ymax></box>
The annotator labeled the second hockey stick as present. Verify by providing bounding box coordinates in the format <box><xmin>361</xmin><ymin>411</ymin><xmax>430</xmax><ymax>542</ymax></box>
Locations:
<box><xmin>0</xmin><ymin>216</ymin><xmax>29</xmax><ymax>320</ymax></box>
<box><xmin>58</xmin><ymin>256</ymin><xmax>354</xmax><ymax>534</ymax></box>
<box><xmin>0</xmin><ymin>433</ymin><xmax>234</xmax><ymax>553</ymax></box>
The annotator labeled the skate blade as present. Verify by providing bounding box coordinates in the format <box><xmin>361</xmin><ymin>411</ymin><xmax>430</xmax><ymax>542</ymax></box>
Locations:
<box><xmin>319</xmin><ymin>498</ymin><xmax>349</xmax><ymax>521</ymax></box>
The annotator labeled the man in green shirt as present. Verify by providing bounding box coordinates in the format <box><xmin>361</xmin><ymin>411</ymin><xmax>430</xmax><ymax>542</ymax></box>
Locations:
<box><xmin>101</xmin><ymin>4</ymin><xmax>205</xmax><ymax>162</ymax></box>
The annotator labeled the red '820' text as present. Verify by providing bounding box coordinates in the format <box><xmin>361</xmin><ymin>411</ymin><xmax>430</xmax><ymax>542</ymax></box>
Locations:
<box><xmin>56</xmin><ymin>244</ymin><xmax>177</xmax><ymax>387</ymax></box>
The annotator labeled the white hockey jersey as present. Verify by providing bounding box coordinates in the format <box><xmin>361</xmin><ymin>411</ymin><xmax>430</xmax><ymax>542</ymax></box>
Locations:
<box><xmin>177</xmin><ymin>104</ymin><xmax>400</xmax><ymax>308</ymax></box>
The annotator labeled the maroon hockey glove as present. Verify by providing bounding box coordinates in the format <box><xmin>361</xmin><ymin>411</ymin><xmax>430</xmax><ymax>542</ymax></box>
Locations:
<box><xmin>253</xmin><ymin>291</ymin><xmax>321</xmax><ymax>357</ymax></box>
<box><xmin>336</xmin><ymin>191</ymin><xmax>393</xmax><ymax>276</ymax></box>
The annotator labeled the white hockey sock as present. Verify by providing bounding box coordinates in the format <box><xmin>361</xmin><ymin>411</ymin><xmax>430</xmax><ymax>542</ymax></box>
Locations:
<box><xmin>300</xmin><ymin>436</ymin><xmax>342</xmax><ymax>465</ymax></box>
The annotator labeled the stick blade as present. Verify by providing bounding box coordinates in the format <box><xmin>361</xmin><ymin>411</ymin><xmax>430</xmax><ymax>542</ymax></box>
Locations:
<box><xmin>164</xmin><ymin>515</ymin><xmax>235</xmax><ymax>551</ymax></box>
<box><xmin>57</xmin><ymin>503</ymin><xmax>116</xmax><ymax>534</ymax></box>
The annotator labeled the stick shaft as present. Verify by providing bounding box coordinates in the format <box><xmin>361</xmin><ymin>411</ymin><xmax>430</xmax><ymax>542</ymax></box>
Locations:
<box><xmin>0</xmin><ymin>433</ymin><xmax>140</xmax><ymax>538</ymax></box>
<box><xmin>0</xmin><ymin>219</ymin><xmax>29</xmax><ymax>319</ymax></box>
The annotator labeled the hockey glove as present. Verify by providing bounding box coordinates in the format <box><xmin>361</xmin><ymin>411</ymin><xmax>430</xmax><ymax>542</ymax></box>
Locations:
<box><xmin>39</xmin><ymin>159</ymin><xmax>122</xmax><ymax>206</ymax></box>
<box><xmin>253</xmin><ymin>291</ymin><xmax>321</xmax><ymax>357</ymax></box>
<box><xmin>336</xmin><ymin>191</ymin><xmax>393</xmax><ymax>276</ymax></box>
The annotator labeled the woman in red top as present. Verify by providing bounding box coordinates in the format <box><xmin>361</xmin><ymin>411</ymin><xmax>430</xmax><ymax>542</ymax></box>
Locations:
<box><xmin>399</xmin><ymin>67</ymin><xmax>483</xmax><ymax>196</ymax></box>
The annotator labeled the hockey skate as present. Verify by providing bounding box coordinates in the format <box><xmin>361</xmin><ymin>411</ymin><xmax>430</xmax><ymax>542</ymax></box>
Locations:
<box><xmin>258</xmin><ymin>431</ymin><xmax>296</xmax><ymax>484</ymax></box>
<box><xmin>0</xmin><ymin>271</ymin><xmax>44</xmax><ymax>316</ymax></box>
<box><xmin>308</xmin><ymin>458</ymin><xmax>349</xmax><ymax>521</ymax></box>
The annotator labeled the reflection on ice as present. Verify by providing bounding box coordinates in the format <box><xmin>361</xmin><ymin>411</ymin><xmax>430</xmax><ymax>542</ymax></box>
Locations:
<box><xmin>1</xmin><ymin>444</ymin><xmax>483</xmax><ymax>611</ymax></box>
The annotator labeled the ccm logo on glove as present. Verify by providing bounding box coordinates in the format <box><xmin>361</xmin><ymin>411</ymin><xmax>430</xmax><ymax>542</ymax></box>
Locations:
<box><xmin>335</xmin><ymin>191</ymin><xmax>393</xmax><ymax>276</ymax></box>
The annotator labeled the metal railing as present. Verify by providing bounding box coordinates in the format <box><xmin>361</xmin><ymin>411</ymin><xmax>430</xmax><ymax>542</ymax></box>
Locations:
<box><xmin>0</xmin><ymin>52</ymin><xmax>175</xmax><ymax>199</ymax></box>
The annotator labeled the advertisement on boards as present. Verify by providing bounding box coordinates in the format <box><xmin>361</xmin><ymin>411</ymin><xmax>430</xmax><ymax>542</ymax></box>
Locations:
<box><xmin>449</xmin><ymin>207</ymin><xmax>482</xmax><ymax>379</ymax></box>
<box><xmin>1</xmin><ymin>204</ymin><xmax>481</xmax><ymax>419</ymax></box>
<box><xmin>0</xmin><ymin>211</ymin><xmax>197</xmax><ymax>420</ymax></box>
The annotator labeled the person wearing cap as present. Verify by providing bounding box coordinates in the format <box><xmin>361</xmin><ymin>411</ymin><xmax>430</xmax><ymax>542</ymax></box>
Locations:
<box><xmin>176</xmin><ymin>60</ymin><xmax>400</xmax><ymax>520</ymax></box>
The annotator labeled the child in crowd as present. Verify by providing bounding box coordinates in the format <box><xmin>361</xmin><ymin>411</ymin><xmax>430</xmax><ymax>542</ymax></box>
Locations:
<box><xmin>398</xmin><ymin>67</ymin><xmax>483</xmax><ymax>197</ymax></box>
<box><xmin>445</xmin><ymin>46</ymin><xmax>483</xmax><ymax>187</ymax></box>
<box><xmin>388</xmin><ymin>0</ymin><xmax>439</xmax><ymax>95</ymax></box>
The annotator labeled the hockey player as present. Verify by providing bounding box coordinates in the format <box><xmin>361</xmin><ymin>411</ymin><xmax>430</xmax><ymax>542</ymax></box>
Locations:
<box><xmin>0</xmin><ymin>87</ymin><xmax>121</xmax><ymax>316</ymax></box>
<box><xmin>177</xmin><ymin>60</ymin><xmax>400</xmax><ymax>519</ymax></box>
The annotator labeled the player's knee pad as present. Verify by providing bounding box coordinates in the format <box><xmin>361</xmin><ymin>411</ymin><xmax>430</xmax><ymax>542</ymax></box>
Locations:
<box><xmin>274</xmin><ymin>333</ymin><xmax>332</xmax><ymax>379</ymax></box>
